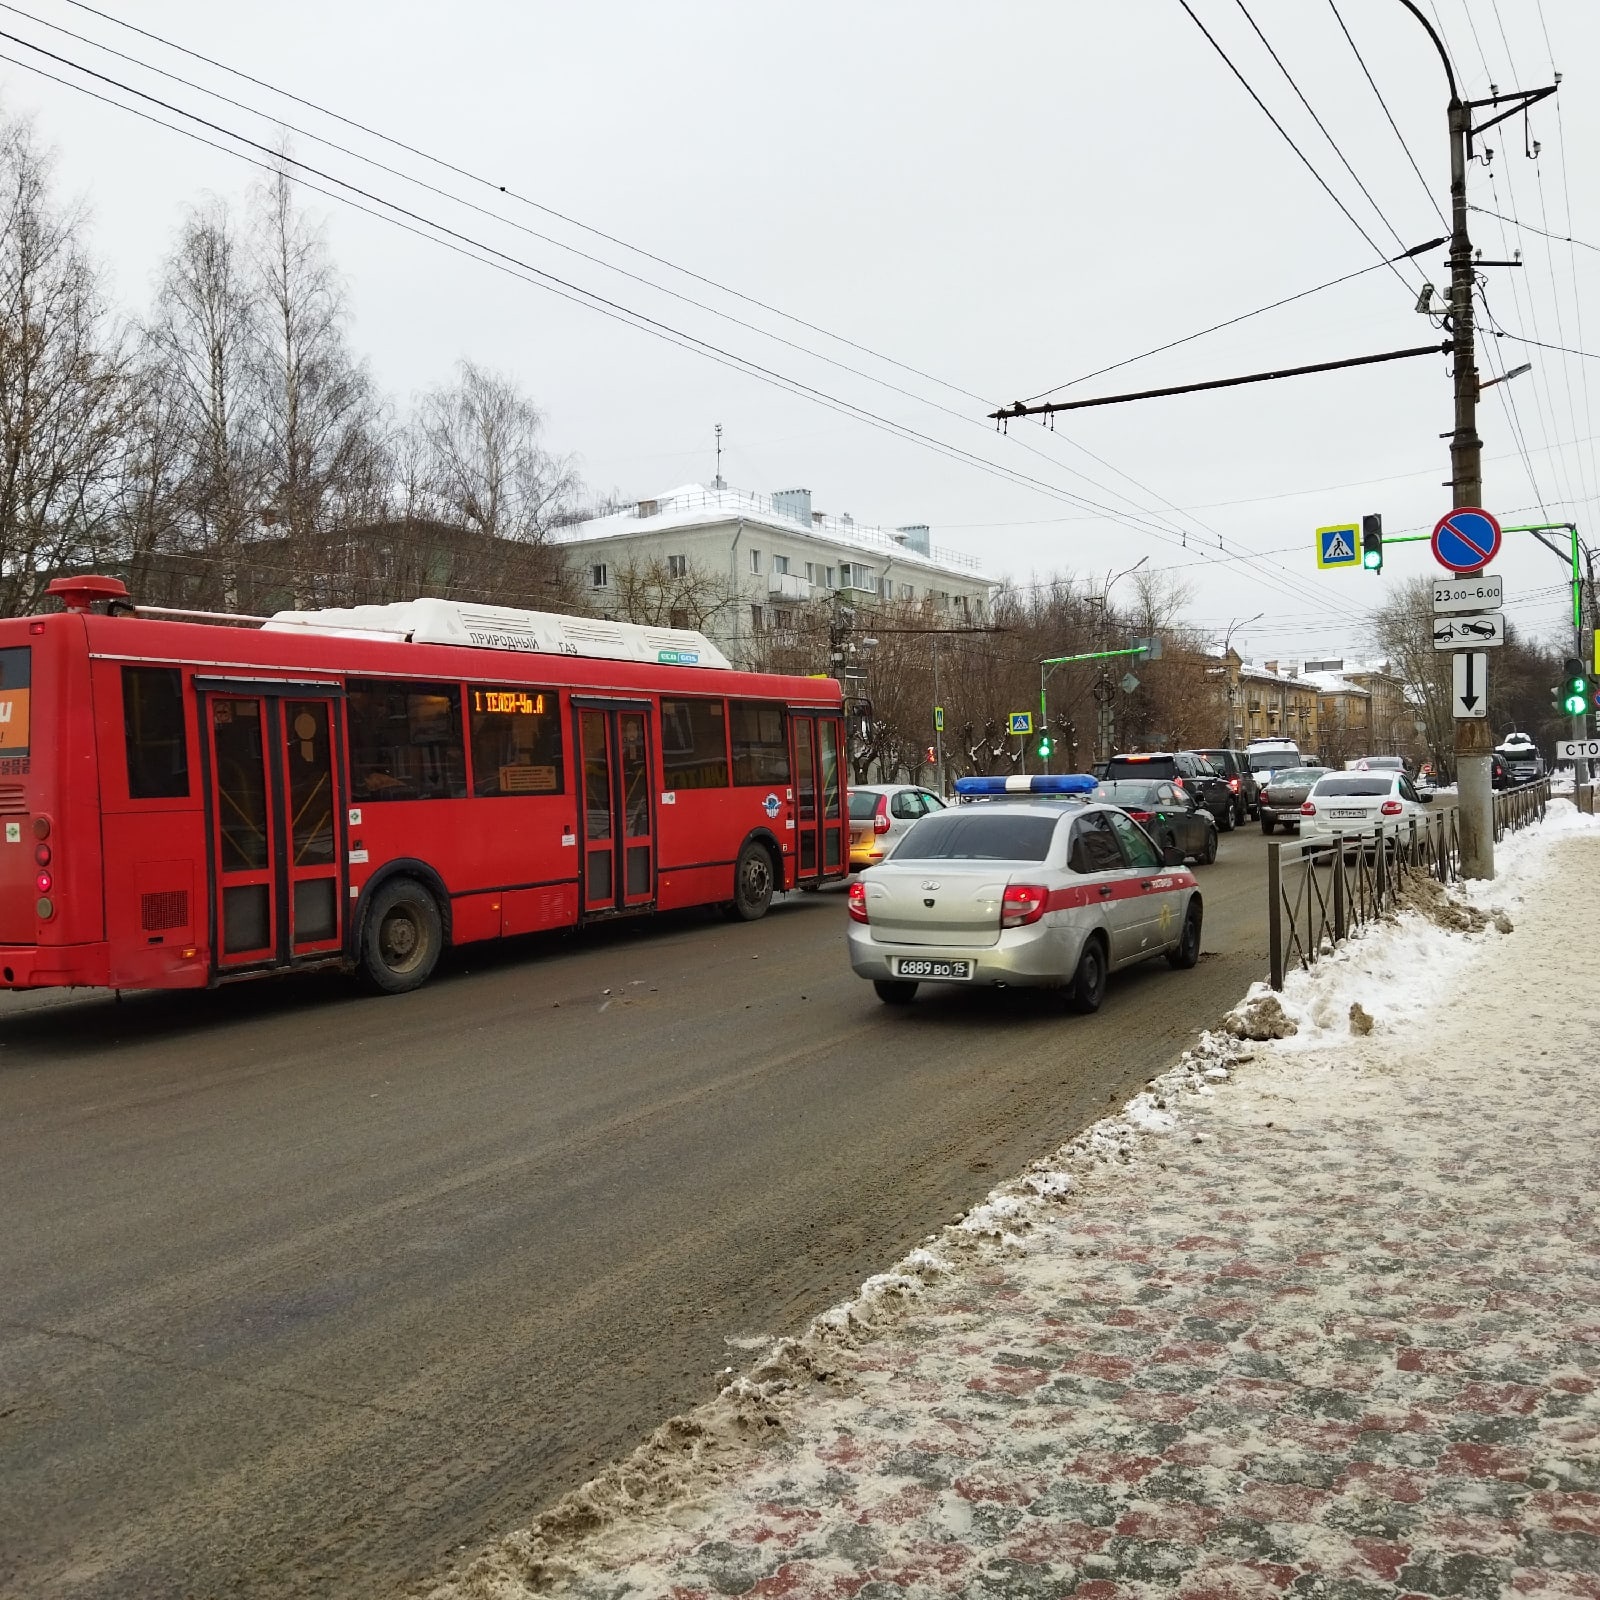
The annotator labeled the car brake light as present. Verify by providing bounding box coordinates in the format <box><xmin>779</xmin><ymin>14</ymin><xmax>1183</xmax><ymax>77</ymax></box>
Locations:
<box><xmin>1380</xmin><ymin>800</ymin><xmax>1404</xmax><ymax>816</ymax></box>
<box><xmin>1172</xmin><ymin>776</ymin><xmax>1185</xmax><ymax>788</ymax></box>
<box><xmin>1127</xmin><ymin>810</ymin><xmax>1152</xmax><ymax>822</ymax></box>
<box><xmin>847</xmin><ymin>880</ymin><xmax>869</xmax><ymax>923</ymax></box>
<box><xmin>1001</xmin><ymin>884</ymin><xmax>1048</xmax><ymax>928</ymax></box>
<box><xmin>1228</xmin><ymin>776</ymin><xmax>1240</xmax><ymax>791</ymax></box>
<box><xmin>1301</xmin><ymin>801</ymin><xmax>1317</xmax><ymax>816</ymax></box>
<box><xmin>1259</xmin><ymin>789</ymin><xmax>1271</xmax><ymax>804</ymax></box>
<box><xmin>873</xmin><ymin>796</ymin><xmax>891</xmax><ymax>835</ymax></box>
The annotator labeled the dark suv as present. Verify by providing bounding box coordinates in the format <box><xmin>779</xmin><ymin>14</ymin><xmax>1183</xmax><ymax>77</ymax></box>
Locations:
<box><xmin>1103</xmin><ymin>751</ymin><xmax>1235</xmax><ymax>831</ymax></box>
<box><xmin>1194</xmin><ymin>748</ymin><xmax>1257</xmax><ymax>828</ymax></box>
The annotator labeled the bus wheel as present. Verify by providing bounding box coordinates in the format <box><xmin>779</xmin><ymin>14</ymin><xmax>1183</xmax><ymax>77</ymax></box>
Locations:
<box><xmin>731</xmin><ymin>842</ymin><xmax>776</xmax><ymax>921</ymax></box>
<box><xmin>361</xmin><ymin>878</ymin><xmax>443</xmax><ymax>994</ymax></box>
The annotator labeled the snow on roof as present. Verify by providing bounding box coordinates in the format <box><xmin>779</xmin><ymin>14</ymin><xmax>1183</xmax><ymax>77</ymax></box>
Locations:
<box><xmin>1299</xmin><ymin>670</ymin><xmax>1370</xmax><ymax>697</ymax></box>
<box><xmin>550</xmin><ymin>484</ymin><xmax>987</xmax><ymax>582</ymax></box>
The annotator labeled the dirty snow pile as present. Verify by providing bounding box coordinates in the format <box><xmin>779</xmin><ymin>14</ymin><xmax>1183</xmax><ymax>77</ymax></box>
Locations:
<box><xmin>429</xmin><ymin>802</ymin><xmax>1600</xmax><ymax>1600</ymax></box>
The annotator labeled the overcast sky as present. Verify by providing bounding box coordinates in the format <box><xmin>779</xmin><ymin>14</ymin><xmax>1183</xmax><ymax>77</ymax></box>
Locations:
<box><xmin>3</xmin><ymin>0</ymin><xmax>1596</xmax><ymax>663</ymax></box>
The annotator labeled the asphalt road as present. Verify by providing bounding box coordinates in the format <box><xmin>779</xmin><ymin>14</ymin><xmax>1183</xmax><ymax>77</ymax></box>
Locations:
<box><xmin>0</xmin><ymin>824</ymin><xmax>1275</xmax><ymax>1600</ymax></box>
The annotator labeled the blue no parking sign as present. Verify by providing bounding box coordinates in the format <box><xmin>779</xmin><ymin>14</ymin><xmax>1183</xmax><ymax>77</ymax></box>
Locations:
<box><xmin>1432</xmin><ymin>507</ymin><xmax>1502</xmax><ymax>573</ymax></box>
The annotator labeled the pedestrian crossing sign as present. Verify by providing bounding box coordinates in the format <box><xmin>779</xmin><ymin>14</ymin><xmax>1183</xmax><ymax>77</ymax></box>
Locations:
<box><xmin>1316</xmin><ymin>523</ymin><xmax>1361</xmax><ymax>570</ymax></box>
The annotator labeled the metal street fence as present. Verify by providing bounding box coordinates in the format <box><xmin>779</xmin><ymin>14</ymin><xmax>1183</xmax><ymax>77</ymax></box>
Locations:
<box><xmin>1267</xmin><ymin>778</ymin><xmax>1550</xmax><ymax>990</ymax></box>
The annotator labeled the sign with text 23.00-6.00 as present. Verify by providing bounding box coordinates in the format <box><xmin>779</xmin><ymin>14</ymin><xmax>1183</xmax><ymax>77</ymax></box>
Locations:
<box><xmin>1432</xmin><ymin>574</ymin><xmax>1503</xmax><ymax>615</ymax></box>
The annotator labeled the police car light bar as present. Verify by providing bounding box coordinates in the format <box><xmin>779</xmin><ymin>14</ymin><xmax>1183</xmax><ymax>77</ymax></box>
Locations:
<box><xmin>954</xmin><ymin>774</ymin><xmax>1099</xmax><ymax>796</ymax></box>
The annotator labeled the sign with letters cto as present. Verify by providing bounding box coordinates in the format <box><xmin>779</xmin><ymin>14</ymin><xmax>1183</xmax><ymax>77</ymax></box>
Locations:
<box><xmin>1559</xmin><ymin>738</ymin><xmax>1600</xmax><ymax>762</ymax></box>
<box><xmin>1433</xmin><ymin>611</ymin><xmax>1505</xmax><ymax>650</ymax></box>
<box><xmin>1432</xmin><ymin>573</ymin><xmax>1503</xmax><ymax>614</ymax></box>
<box><xmin>1432</xmin><ymin>507</ymin><xmax>1502</xmax><ymax>573</ymax></box>
<box><xmin>1315</xmin><ymin>523</ymin><xmax>1360</xmax><ymax>570</ymax></box>
<box><xmin>1007</xmin><ymin>711</ymin><xmax>1033</xmax><ymax>736</ymax></box>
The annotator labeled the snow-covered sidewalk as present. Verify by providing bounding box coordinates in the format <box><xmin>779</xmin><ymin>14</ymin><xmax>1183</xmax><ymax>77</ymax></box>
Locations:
<box><xmin>435</xmin><ymin>806</ymin><xmax>1600</xmax><ymax>1600</ymax></box>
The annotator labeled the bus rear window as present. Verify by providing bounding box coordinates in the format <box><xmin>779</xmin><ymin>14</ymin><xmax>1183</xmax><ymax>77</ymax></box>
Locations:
<box><xmin>730</xmin><ymin>701</ymin><xmax>789</xmax><ymax>786</ymax></box>
<box><xmin>0</xmin><ymin>646</ymin><xmax>29</xmax><ymax>763</ymax></box>
<box><xmin>123</xmin><ymin>666</ymin><xmax>189</xmax><ymax>797</ymax></box>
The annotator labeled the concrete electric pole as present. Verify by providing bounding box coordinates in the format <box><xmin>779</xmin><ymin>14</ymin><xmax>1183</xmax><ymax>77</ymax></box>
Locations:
<box><xmin>1400</xmin><ymin>0</ymin><xmax>1555</xmax><ymax>879</ymax></box>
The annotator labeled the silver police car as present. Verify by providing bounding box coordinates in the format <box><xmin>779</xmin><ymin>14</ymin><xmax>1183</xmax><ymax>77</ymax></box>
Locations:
<box><xmin>846</xmin><ymin>775</ymin><xmax>1203</xmax><ymax>1011</ymax></box>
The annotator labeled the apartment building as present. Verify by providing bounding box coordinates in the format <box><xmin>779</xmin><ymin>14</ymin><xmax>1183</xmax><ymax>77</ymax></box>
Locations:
<box><xmin>551</xmin><ymin>484</ymin><xmax>993</xmax><ymax>668</ymax></box>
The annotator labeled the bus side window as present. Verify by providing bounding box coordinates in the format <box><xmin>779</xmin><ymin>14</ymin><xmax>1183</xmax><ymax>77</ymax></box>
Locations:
<box><xmin>347</xmin><ymin>679</ymin><xmax>467</xmax><ymax>801</ymax></box>
<box><xmin>468</xmin><ymin>685</ymin><xmax>563</xmax><ymax>795</ymax></box>
<box><xmin>123</xmin><ymin>666</ymin><xmax>190</xmax><ymax>799</ymax></box>
<box><xmin>729</xmin><ymin>701</ymin><xmax>790</xmax><ymax>787</ymax></box>
<box><xmin>660</xmin><ymin>698</ymin><xmax>729</xmax><ymax>790</ymax></box>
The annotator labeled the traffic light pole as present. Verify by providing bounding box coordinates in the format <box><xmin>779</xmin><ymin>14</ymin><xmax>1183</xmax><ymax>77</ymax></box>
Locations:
<box><xmin>1039</xmin><ymin>644</ymin><xmax>1150</xmax><ymax>773</ymax></box>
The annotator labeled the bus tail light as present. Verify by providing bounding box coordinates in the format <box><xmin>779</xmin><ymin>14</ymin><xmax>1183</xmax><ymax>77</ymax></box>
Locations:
<box><xmin>1001</xmin><ymin>884</ymin><xmax>1048</xmax><ymax>928</ymax></box>
<box><xmin>847</xmin><ymin>881</ymin><xmax>869</xmax><ymax>923</ymax></box>
<box><xmin>36</xmin><ymin>897</ymin><xmax>53</xmax><ymax>919</ymax></box>
<box><xmin>1380</xmin><ymin>800</ymin><xmax>1404</xmax><ymax>816</ymax></box>
<box><xmin>1301</xmin><ymin>801</ymin><xmax>1317</xmax><ymax>816</ymax></box>
<box><xmin>34</xmin><ymin>844</ymin><xmax>50</xmax><ymax>866</ymax></box>
<box><xmin>873</xmin><ymin>797</ymin><xmax>891</xmax><ymax>835</ymax></box>
<box><xmin>32</xmin><ymin>816</ymin><xmax>49</xmax><ymax>840</ymax></box>
<box><xmin>35</xmin><ymin>871</ymin><xmax>52</xmax><ymax>894</ymax></box>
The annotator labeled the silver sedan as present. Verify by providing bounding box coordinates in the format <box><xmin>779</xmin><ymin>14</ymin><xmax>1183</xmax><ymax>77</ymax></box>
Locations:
<box><xmin>846</xmin><ymin>800</ymin><xmax>1203</xmax><ymax>1011</ymax></box>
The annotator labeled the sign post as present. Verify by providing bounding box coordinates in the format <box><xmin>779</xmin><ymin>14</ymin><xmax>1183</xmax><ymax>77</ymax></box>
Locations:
<box><xmin>1433</xmin><ymin>508</ymin><xmax>1499</xmax><ymax>879</ymax></box>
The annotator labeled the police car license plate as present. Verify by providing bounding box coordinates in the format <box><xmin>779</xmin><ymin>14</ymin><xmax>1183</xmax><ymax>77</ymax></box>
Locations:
<box><xmin>894</xmin><ymin>957</ymin><xmax>972</xmax><ymax>980</ymax></box>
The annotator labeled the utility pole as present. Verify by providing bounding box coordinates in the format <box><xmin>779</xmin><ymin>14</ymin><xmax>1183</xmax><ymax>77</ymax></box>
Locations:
<box><xmin>1400</xmin><ymin>0</ymin><xmax>1556</xmax><ymax>879</ymax></box>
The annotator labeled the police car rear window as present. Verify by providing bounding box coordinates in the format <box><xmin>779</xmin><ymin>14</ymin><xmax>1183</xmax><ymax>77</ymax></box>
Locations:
<box><xmin>894</xmin><ymin>812</ymin><xmax>1058</xmax><ymax>861</ymax></box>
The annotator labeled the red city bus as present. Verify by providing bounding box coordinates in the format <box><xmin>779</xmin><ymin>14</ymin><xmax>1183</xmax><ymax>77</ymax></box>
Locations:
<box><xmin>0</xmin><ymin>576</ymin><xmax>848</xmax><ymax>995</ymax></box>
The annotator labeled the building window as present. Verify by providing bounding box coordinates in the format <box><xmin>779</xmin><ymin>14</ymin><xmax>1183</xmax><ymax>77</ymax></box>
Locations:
<box><xmin>667</xmin><ymin>553</ymin><xmax>687</xmax><ymax>578</ymax></box>
<box><xmin>774</xmin><ymin>609</ymin><xmax>794</xmax><ymax>630</ymax></box>
<box><xmin>825</xmin><ymin>566</ymin><xmax>836</xmax><ymax>589</ymax></box>
<box><xmin>590</xmin><ymin>563</ymin><xmax>609</xmax><ymax>589</ymax></box>
<box><xmin>749</xmin><ymin>548</ymin><xmax>762</xmax><ymax>574</ymax></box>
<box><xmin>668</xmin><ymin>607</ymin><xmax>689</xmax><ymax>630</ymax></box>
<box><xmin>899</xmin><ymin>583</ymin><xmax>913</xmax><ymax>602</ymax></box>
<box><xmin>751</xmin><ymin>603</ymin><xmax>765</xmax><ymax>633</ymax></box>
<box><xmin>469</xmin><ymin>685</ymin><xmax>563</xmax><ymax>795</ymax></box>
<box><xmin>661</xmin><ymin>698</ymin><xmax>729</xmax><ymax>790</ymax></box>
<box><xmin>805</xmin><ymin>562</ymin><xmax>816</xmax><ymax>585</ymax></box>
<box><xmin>123</xmin><ymin>665</ymin><xmax>189</xmax><ymax>799</ymax></box>
<box><xmin>772</xmin><ymin>554</ymin><xmax>790</xmax><ymax>576</ymax></box>
<box><xmin>730</xmin><ymin>700</ymin><xmax>791</xmax><ymax>786</ymax></box>
<box><xmin>347</xmin><ymin>680</ymin><xmax>467</xmax><ymax>801</ymax></box>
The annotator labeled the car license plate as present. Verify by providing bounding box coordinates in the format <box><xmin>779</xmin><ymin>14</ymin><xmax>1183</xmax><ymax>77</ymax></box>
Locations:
<box><xmin>1331</xmin><ymin>808</ymin><xmax>1368</xmax><ymax>819</ymax></box>
<box><xmin>894</xmin><ymin>957</ymin><xmax>973</xmax><ymax>980</ymax></box>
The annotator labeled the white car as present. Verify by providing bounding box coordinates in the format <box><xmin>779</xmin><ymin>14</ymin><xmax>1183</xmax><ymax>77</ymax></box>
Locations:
<box><xmin>1298</xmin><ymin>769</ymin><xmax>1429</xmax><ymax>854</ymax></box>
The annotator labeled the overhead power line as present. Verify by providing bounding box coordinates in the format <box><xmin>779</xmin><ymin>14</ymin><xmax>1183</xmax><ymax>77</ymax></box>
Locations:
<box><xmin>0</xmin><ymin>34</ymin><xmax>1360</xmax><ymax>625</ymax></box>
<box><xmin>1469</xmin><ymin>203</ymin><xmax>1600</xmax><ymax>256</ymax></box>
<box><xmin>1177</xmin><ymin>0</ymin><xmax>1422</xmax><ymax>298</ymax></box>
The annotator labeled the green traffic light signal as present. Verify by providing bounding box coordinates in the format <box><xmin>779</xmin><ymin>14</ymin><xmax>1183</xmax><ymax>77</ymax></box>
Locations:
<box><xmin>1563</xmin><ymin>659</ymin><xmax>1589</xmax><ymax>716</ymax></box>
<box><xmin>1361</xmin><ymin>513</ymin><xmax>1383</xmax><ymax>572</ymax></box>
<box><xmin>1036</xmin><ymin>734</ymin><xmax>1054</xmax><ymax>760</ymax></box>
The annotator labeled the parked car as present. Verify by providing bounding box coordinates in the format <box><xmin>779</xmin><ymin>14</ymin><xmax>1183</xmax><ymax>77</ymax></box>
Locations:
<box><xmin>848</xmin><ymin>784</ymin><xmax>947</xmax><ymax>870</ymax></box>
<box><xmin>1194</xmin><ymin>747</ymin><xmax>1258</xmax><ymax>826</ymax></box>
<box><xmin>1345</xmin><ymin>754</ymin><xmax>1413</xmax><ymax>775</ymax></box>
<box><xmin>1102</xmin><ymin>751</ymin><xmax>1235</xmax><ymax>832</ymax></box>
<box><xmin>1299</xmin><ymin>769</ymin><xmax>1428</xmax><ymax>857</ymax></box>
<box><xmin>1094</xmin><ymin>778</ymin><xmax>1219</xmax><ymax>865</ymax></box>
<box><xmin>1491</xmin><ymin>752</ymin><xmax>1512</xmax><ymax>790</ymax></box>
<box><xmin>1496</xmin><ymin>734</ymin><xmax>1544</xmax><ymax>784</ymax></box>
<box><xmin>845</xmin><ymin>799</ymin><xmax>1203</xmax><ymax>1011</ymax></box>
<box><xmin>1256</xmin><ymin>765</ymin><xmax>1329</xmax><ymax>834</ymax></box>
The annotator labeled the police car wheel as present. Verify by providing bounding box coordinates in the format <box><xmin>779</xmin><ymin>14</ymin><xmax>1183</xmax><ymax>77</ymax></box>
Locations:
<box><xmin>1167</xmin><ymin>899</ymin><xmax>1202</xmax><ymax>969</ymax></box>
<box><xmin>1066</xmin><ymin>935</ymin><xmax>1107</xmax><ymax>1014</ymax></box>
<box><xmin>873</xmin><ymin>979</ymin><xmax>918</xmax><ymax>1005</ymax></box>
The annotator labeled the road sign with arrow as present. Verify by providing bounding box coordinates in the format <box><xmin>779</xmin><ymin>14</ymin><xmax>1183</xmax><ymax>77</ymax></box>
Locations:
<box><xmin>1453</xmin><ymin>651</ymin><xmax>1488</xmax><ymax>719</ymax></box>
<box><xmin>1433</xmin><ymin>612</ymin><xmax>1505</xmax><ymax>649</ymax></box>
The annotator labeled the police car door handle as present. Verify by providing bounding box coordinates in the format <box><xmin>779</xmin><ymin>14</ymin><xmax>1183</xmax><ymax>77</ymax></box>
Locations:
<box><xmin>1140</xmin><ymin>881</ymin><xmax>1154</xmax><ymax>890</ymax></box>
<box><xmin>1097</xmin><ymin>884</ymin><xmax>1114</xmax><ymax>897</ymax></box>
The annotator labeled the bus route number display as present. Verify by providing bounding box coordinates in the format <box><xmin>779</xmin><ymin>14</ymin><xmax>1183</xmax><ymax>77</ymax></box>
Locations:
<box><xmin>472</xmin><ymin>689</ymin><xmax>544</xmax><ymax>716</ymax></box>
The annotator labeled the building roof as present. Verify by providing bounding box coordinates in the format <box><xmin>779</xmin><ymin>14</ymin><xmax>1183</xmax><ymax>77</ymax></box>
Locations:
<box><xmin>551</xmin><ymin>484</ymin><xmax>988</xmax><ymax>584</ymax></box>
<box><xmin>1300</xmin><ymin>670</ymin><xmax>1371</xmax><ymax>698</ymax></box>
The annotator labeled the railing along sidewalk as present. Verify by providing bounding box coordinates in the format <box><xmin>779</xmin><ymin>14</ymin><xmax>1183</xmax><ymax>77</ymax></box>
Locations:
<box><xmin>1267</xmin><ymin>776</ymin><xmax>1550</xmax><ymax>990</ymax></box>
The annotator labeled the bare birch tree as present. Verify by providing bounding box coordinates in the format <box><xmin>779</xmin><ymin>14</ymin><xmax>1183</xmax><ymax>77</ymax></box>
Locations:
<box><xmin>0</xmin><ymin>112</ymin><xmax>127</xmax><ymax>613</ymax></box>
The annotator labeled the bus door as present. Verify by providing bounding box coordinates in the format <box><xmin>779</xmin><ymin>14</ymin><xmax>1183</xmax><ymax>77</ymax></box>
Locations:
<box><xmin>789</xmin><ymin>713</ymin><xmax>822</xmax><ymax>885</ymax></box>
<box><xmin>575</xmin><ymin>701</ymin><xmax>655</xmax><ymax>916</ymax></box>
<box><xmin>788</xmin><ymin>712</ymin><xmax>847</xmax><ymax>883</ymax></box>
<box><xmin>199</xmin><ymin>681</ymin><xmax>345</xmax><ymax>972</ymax></box>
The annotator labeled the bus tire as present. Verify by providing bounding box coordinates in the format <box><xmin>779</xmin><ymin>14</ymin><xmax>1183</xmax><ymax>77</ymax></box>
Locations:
<box><xmin>731</xmin><ymin>841</ymin><xmax>776</xmax><ymax>921</ymax></box>
<box><xmin>360</xmin><ymin>878</ymin><xmax>443</xmax><ymax>994</ymax></box>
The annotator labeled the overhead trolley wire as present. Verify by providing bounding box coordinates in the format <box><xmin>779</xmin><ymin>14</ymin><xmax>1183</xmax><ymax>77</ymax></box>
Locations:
<box><xmin>2</xmin><ymin>13</ymin><xmax>1374</xmax><ymax>624</ymax></box>
<box><xmin>0</xmin><ymin>34</ymin><xmax>1361</xmax><ymax>625</ymax></box>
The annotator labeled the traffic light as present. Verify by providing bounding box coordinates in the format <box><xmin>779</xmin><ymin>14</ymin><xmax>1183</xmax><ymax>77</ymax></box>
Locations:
<box><xmin>1036</xmin><ymin>732</ymin><xmax>1054</xmax><ymax>761</ymax></box>
<box><xmin>1361</xmin><ymin>513</ymin><xmax>1383</xmax><ymax>572</ymax></box>
<box><xmin>1562</xmin><ymin>658</ymin><xmax>1590</xmax><ymax>717</ymax></box>
<box><xmin>924</xmin><ymin>745</ymin><xmax>936</xmax><ymax>765</ymax></box>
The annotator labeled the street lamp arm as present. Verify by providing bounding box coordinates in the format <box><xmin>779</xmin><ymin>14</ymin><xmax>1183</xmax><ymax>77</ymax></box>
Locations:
<box><xmin>1396</xmin><ymin>0</ymin><xmax>1459</xmax><ymax>103</ymax></box>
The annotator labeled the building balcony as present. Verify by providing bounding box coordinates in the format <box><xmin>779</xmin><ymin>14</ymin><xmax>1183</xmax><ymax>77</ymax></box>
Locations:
<box><xmin>767</xmin><ymin>572</ymin><xmax>807</xmax><ymax>601</ymax></box>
